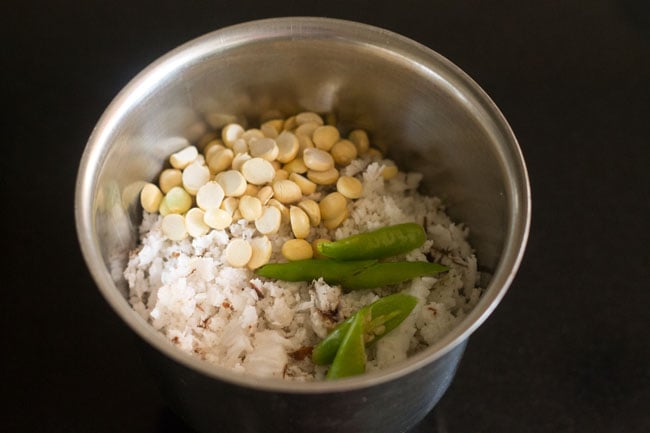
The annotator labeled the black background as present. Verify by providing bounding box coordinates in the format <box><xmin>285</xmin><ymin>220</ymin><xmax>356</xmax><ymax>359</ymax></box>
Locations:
<box><xmin>3</xmin><ymin>1</ymin><xmax>649</xmax><ymax>432</ymax></box>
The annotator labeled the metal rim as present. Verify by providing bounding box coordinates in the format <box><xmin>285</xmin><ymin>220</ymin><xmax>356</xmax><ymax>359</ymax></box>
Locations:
<box><xmin>75</xmin><ymin>16</ymin><xmax>531</xmax><ymax>393</ymax></box>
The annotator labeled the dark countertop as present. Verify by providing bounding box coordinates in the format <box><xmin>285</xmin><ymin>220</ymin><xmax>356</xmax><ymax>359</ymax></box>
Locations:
<box><xmin>4</xmin><ymin>1</ymin><xmax>649</xmax><ymax>432</ymax></box>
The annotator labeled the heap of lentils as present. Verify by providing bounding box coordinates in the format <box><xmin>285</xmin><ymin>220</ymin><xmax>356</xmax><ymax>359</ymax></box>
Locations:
<box><xmin>139</xmin><ymin>111</ymin><xmax>398</xmax><ymax>270</ymax></box>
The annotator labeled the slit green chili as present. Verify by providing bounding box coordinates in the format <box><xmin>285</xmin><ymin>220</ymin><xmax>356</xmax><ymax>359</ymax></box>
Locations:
<box><xmin>255</xmin><ymin>259</ymin><xmax>447</xmax><ymax>290</ymax></box>
<box><xmin>255</xmin><ymin>259</ymin><xmax>377</xmax><ymax>284</ymax></box>
<box><xmin>326</xmin><ymin>307</ymin><xmax>369</xmax><ymax>380</ymax></box>
<box><xmin>341</xmin><ymin>261</ymin><xmax>448</xmax><ymax>290</ymax></box>
<box><xmin>316</xmin><ymin>223</ymin><xmax>427</xmax><ymax>260</ymax></box>
<box><xmin>312</xmin><ymin>293</ymin><xmax>418</xmax><ymax>366</ymax></box>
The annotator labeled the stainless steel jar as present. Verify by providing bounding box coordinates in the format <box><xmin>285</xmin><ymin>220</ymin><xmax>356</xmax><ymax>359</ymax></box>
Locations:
<box><xmin>75</xmin><ymin>17</ymin><xmax>530</xmax><ymax>433</ymax></box>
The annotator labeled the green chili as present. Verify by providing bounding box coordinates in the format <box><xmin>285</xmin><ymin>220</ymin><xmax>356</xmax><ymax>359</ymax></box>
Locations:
<box><xmin>341</xmin><ymin>261</ymin><xmax>448</xmax><ymax>290</ymax></box>
<box><xmin>326</xmin><ymin>307</ymin><xmax>368</xmax><ymax>380</ymax></box>
<box><xmin>256</xmin><ymin>259</ymin><xmax>447</xmax><ymax>290</ymax></box>
<box><xmin>317</xmin><ymin>223</ymin><xmax>427</xmax><ymax>260</ymax></box>
<box><xmin>312</xmin><ymin>293</ymin><xmax>418</xmax><ymax>366</ymax></box>
<box><xmin>255</xmin><ymin>259</ymin><xmax>377</xmax><ymax>284</ymax></box>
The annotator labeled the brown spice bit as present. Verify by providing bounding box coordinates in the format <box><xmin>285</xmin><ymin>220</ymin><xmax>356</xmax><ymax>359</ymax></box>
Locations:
<box><xmin>427</xmin><ymin>306</ymin><xmax>437</xmax><ymax>316</ymax></box>
<box><xmin>171</xmin><ymin>336</ymin><xmax>180</xmax><ymax>344</ymax></box>
<box><xmin>222</xmin><ymin>300</ymin><xmax>232</xmax><ymax>309</ymax></box>
<box><xmin>318</xmin><ymin>308</ymin><xmax>338</xmax><ymax>323</ymax></box>
<box><xmin>198</xmin><ymin>316</ymin><xmax>211</xmax><ymax>328</ymax></box>
<box><xmin>171</xmin><ymin>251</ymin><xmax>180</xmax><ymax>258</ymax></box>
<box><xmin>289</xmin><ymin>346</ymin><xmax>313</xmax><ymax>361</ymax></box>
<box><xmin>250</xmin><ymin>281</ymin><xmax>265</xmax><ymax>299</ymax></box>
<box><xmin>451</xmin><ymin>256</ymin><xmax>468</xmax><ymax>267</ymax></box>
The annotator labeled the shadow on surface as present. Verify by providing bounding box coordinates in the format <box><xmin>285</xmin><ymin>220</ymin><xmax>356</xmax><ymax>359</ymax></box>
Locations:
<box><xmin>157</xmin><ymin>407</ymin><xmax>199</xmax><ymax>433</ymax></box>
<box><xmin>407</xmin><ymin>407</ymin><xmax>446</xmax><ymax>433</ymax></box>
<box><xmin>156</xmin><ymin>404</ymin><xmax>447</xmax><ymax>433</ymax></box>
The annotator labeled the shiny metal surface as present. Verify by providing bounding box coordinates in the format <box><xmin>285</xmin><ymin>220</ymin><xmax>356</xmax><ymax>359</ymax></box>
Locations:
<box><xmin>75</xmin><ymin>17</ymin><xmax>530</xmax><ymax>433</ymax></box>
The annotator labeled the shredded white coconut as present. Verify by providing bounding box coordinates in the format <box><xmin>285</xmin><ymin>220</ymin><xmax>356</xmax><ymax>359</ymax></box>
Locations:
<box><xmin>125</xmin><ymin>155</ymin><xmax>482</xmax><ymax>380</ymax></box>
